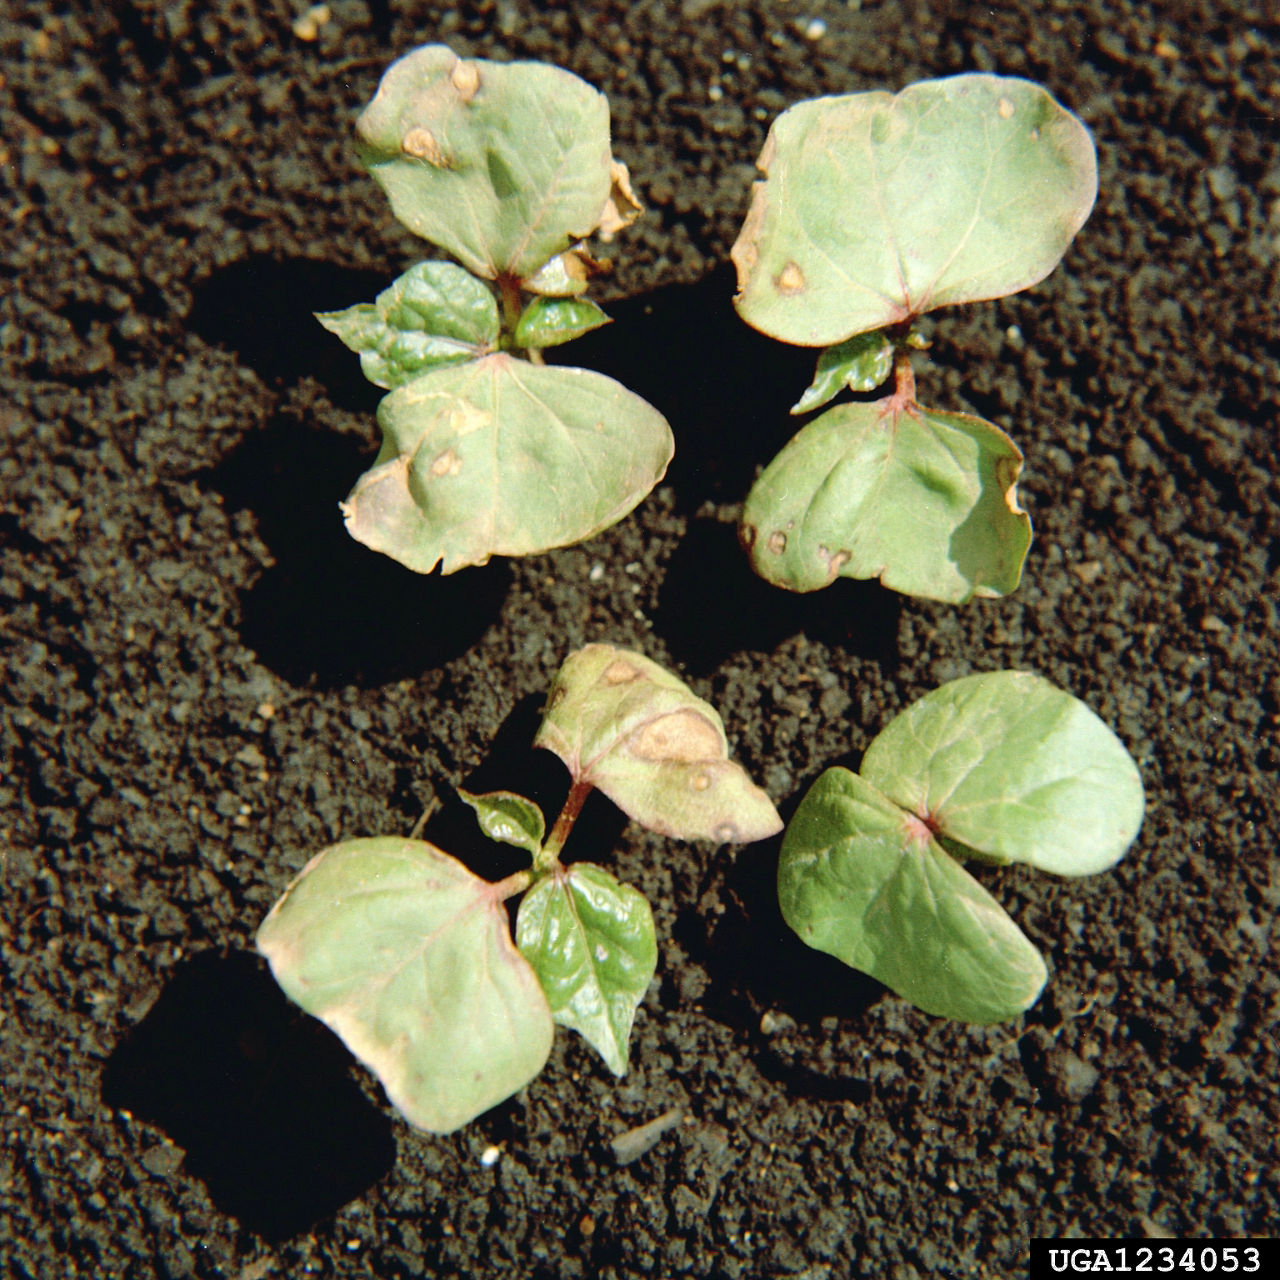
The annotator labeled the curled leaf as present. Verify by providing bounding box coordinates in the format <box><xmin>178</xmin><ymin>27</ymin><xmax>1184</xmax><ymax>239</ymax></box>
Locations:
<box><xmin>732</xmin><ymin>74</ymin><xmax>1098</xmax><ymax>346</ymax></box>
<box><xmin>516</xmin><ymin>863</ymin><xmax>657</xmax><ymax>1076</ymax></box>
<box><xmin>514</xmin><ymin>296</ymin><xmax>611</xmax><ymax>350</ymax></box>
<box><xmin>256</xmin><ymin>837</ymin><xmax>553</xmax><ymax>1133</ymax></box>
<box><xmin>341</xmin><ymin>354</ymin><xmax>673</xmax><ymax>574</ymax></box>
<box><xmin>860</xmin><ymin>671</ymin><xmax>1145</xmax><ymax>875</ymax></box>
<box><xmin>458</xmin><ymin>789</ymin><xmax>545</xmax><ymax>857</ymax></box>
<box><xmin>356</xmin><ymin>45</ymin><xmax>628</xmax><ymax>282</ymax></box>
<box><xmin>534</xmin><ymin>644</ymin><xmax>782</xmax><ymax>844</ymax></box>
<box><xmin>740</xmin><ymin>397</ymin><xmax>1032</xmax><ymax>602</ymax></box>
<box><xmin>791</xmin><ymin>330</ymin><xmax>895</xmax><ymax>415</ymax></box>
<box><xmin>317</xmin><ymin>261</ymin><xmax>499</xmax><ymax>389</ymax></box>
<box><xmin>778</xmin><ymin>768</ymin><xmax>1048</xmax><ymax>1024</ymax></box>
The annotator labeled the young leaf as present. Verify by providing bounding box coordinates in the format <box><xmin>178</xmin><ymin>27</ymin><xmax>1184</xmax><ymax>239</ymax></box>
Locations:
<box><xmin>740</xmin><ymin>398</ymin><xmax>1032</xmax><ymax>602</ymax></box>
<box><xmin>777</xmin><ymin>768</ymin><xmax>1048</xmax><ymax>1024</ymax></box>
<box><xmin>356</xmin><ymin>46</ymin><xmax>621</xmax><ymax>282</ymax></box>
<box><xmin>860</xmin><ymin>671</ymin><xmax>1145</xmax><ymax>876</ymax></box>
<box><xmin>732</xmin><ymin>74</ymin><xmax>1097</xmax><ymax>346</ymax></box>
<box><xmin>458</xmin><ymin>789</ymin><xmax>545</xmax><ymax>858</ymax></box>
<box><xmin>516</xmin><ymin>863</ymin><xmax>657</xmax><ymax>1076</ymax></box>
<box><xmin>791</xmin><ymin>331</ymin><xmax>895</xmax><ymax>415</ymax></box>
<box><xmin>317</xmin><ymin>261</ymin><xmax>500</xmax><ymax>389</ymax></box>
<box><xmin>256</xmin><ymin>837</ymin><xmax>553</xmax><ymax>1133</ymax></box>
<box><xmin>524</xmin><ymin>248</ymin><xmax>594</xmax><ymax>297</ymax></box>
<box><xmin>514</xmin><ymin>296</ymin><xmax>611</xmax><ymax>350</ymax></box>
<box><xmin>341</xmin><ymin>353</ymin><xmax>673</xmax><ymax>574</ymax></box>
<box><xmin>534</xmin><ymin>644</ymin><xmax>782</xmax><ymax>844</ymax></box>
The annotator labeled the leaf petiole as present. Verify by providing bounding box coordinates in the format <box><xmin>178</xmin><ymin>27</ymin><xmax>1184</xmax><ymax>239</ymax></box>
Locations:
<box><xmin>537</xmin><ymin>777</ymin><xmax>594</xmax><ymax>870</ymax></box>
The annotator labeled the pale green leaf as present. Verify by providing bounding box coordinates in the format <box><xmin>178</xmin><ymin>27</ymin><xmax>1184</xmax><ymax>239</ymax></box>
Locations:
<box><xmin>516</xmin><ymin>863</ymin><xmax>657</xmax><ymax>1075</ymax></box>
<box><xmin>356</xmin><ymin>46</ymin><xmax>618</xmax><ymax>281</ymax></box>
<box><xmin>256</xmin><ymin>837</ymin><xmax>553</xmax><ymax>1133</ymax></box>
<box><xmin>791</xmin><ymin>330</ymin><xmax>895</xmax><ymax>414</ymax></box>
<box><xmin>514</xmin><ymin>296</ymin><xmax>611</xmax><ymax>349</ymax></box>
<box><xmin>732</xmin><ymin>74</ymin><xmax>1098</xmax><ymax>346</ymax></box>
<box><xmin>458</xmin><ymin>789</ymin><xmax>545</xmax><ymax>857</ymax></box>
<box><xmin>317</xmin><ymin>261</ymin><xmax>499</xmax><ymax>389</ymax></box>
<box><xmin>534</xmin><ymin>644</ymin><xmax>782</xmax><ymax>844</ymax></box>
<box><xmin>777</xmin><ymin>768</ymin><xmax>1047</xmax><ymax>1023</ymax></box>
<box><xmin>860</xmin><ymin>671</ymin><xmax>1145</xmax><ymax>875</ymax></box>
<box><xmin>740</xmin><ymin>398</ymin><xmax>1032</xmax><ymax>602</ymax></box>
<box><xmin>341</xmin><ymin>354</ymin><xmax>673</xmax><ymax>573</ymax></box>
<box><xmin>524</xmin><ymin>248</ymin><xmax>593</xmax><ymax>297</ymax></box>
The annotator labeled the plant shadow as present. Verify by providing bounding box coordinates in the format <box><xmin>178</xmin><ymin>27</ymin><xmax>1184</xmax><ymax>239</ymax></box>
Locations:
<box><xmin>564</xmin><ymin>264</ymin><xmax>815</xmax><ymax>509</ymax></box>
<box><xmin>188</xmin><ymin>254</ymin><xmax>388</xmax><ymax>413</ymax></box>
<box><xmin>101</xmin><ymin>950</ymin><xmax>396</xmax><ymax>1242</ymax></box>
<box><xmin>413</xmin><ymin>694</ymin><xmax>630</xmax><ymax>886</ymax></box>
<box><xmin>673</xmin><ymin>829</ymin><xmax>885</xmax><ymax>1104</ymax></box>
<box><xmin>200</xmin><ymin>417</ymin><xmax>510</xmax><ymax>689</ymax></box>
<box><xmin>653</xmin><ymin>517</ymin><xmax>902</xmax><ymax>674</ymax></box>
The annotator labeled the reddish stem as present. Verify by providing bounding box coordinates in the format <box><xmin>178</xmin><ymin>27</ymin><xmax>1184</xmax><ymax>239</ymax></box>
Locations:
<box><xmin>539</xmin><ymin>777</ymin><xmax>594</xmax><ymax>868</ymax></box>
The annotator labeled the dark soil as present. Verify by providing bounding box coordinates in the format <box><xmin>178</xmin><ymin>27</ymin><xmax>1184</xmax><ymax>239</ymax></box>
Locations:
<box><xmin>3</xmin><ymin>1</ymin><xmax>1278</xmax><ymax>1276</ymax></box>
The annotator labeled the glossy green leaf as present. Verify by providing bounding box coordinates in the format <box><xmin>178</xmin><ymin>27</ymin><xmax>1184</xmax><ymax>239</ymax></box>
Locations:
<box><xmin>534</xmin><ymin>644</ymin><xmax>782</xmax><ymax>844</ymax></box>
<box><xmin>458</xmin><ymin>789</ymin><xmax>545</xmax><ymax>858</ymax></box>
<box><xmin>514</xmin><ymin>296</ymin><xmax>611</xmax><ymax>350</ymax></box>
<box><xmin>732</xmin><ymin>74</ymin><xmax>1098</xmax><ymax>346</ymax></box>
<box><xmin>317</xmin><ymin>261</ymin><xmax>499</xmax><ymax>389</ymax></box>
<box><xmin>341</xmin><ymin>354</ymin><xmax>673</xmax><ymax>574</ymax></box>
<box><xmin>861</xmin><ymin>671</ymin><xmax>1145</xmax><ymax>876</ymax></box>
<box><xmin>256</xmin><ymin>837</ymin><xmax>553</xmax><ymax>1133</ymax></box>
<box><xmin>516</xmin><ymin>863</ymin><xmax>657</xmax><ymax>1076</ymax></box>
<box><xmin>356</xmin><ymin>46</ymin><xmax>620</xmax><ymax>282</ymax></box>
<box><xmin>791</xmin><ymin>330</ymin><xmax>895</xmax><ymax>415</ymax></box>
<box><xmin>740</xmin><ymin>397</ymin><xmax>1032</xmax><ymax>602</ymax></box>
<box><xmin>777</xmin><ymin>768</ymin><xmax>1048</xmax><ymax>1024</ymax></box>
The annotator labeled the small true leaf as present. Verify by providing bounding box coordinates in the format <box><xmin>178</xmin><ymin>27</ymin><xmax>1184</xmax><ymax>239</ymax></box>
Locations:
<box><xmin>516</xmin><ymin>863</ymin><xmax>657</xmax><ymax>1076</ymax></box>
<box><xmin>514</xmin><ymin>296</ymin><xmax>611</xmax><ymax>350</ymax></box>
<box><xmin>731</xmin><ymin>74</ymin><xmax>1097</xmax><ymax>346</ymax></box>
<box><xmin>341</xmin><ymin>354</ymin><xmax>673</xmax><ymax>574</ymax></box>
<box><xmin>256</xmin><ymin>837</ymin><xmax>553</xmax><ymax>1133</ymax></box>
<box><xmin>356</xmin><ymin>46</ymin><xmax>621</xmax><ymax>282</ymax></box>
<box><xmin>524</xmin><ymin>249</ymin><xmax>594</xmax><ymax>297</ymax></box>
<box><xmin>791</xmin><ymin>331</ymin><xmax>895</xmax><ymax>415</ymax></box>
<box><xmin>860</xmin><ymin>671</ymin><xmax>1145</xmax><ymax>875</ymax></box>
<box><xmin>458</xmin><ymin>789</ymin><xmax>545</xmax><ymax>857</ymax></box>
<box><xmin>777</xmin><ymin>768</ymin><xmax>1048</xmax><ymax>1024</ymax></box>
<box><xmin>740</xmin><ymin>398</ymin><xmax>1032</xmax><ymax>602</ymax></box>
<box><xmin>534</xmin><ymin>644</ymin><xmax>782</xmax><ymax>844</ymax></box>
<box><xmin>317</xmin><ymin>261</ymin><xmax>500</xmax><ymax>389</ymax></box>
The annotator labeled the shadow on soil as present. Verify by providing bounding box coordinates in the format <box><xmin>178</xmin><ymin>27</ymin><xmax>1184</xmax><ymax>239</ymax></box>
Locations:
<box><xmin>414</xmin><ymin>694</ymin><xmax>630</xmax><ymax>886</ymax></box>
<box><xmin>201</xmin><ymin>418</ymin><xmax>511</xmax><ymax>689</ymax></box>
<box><xmin>567</xmin><ymin>264</ymin><xmax>816</xmax><ymax>509</ymax></box>
<box><xmin>188</xmin><ymin>255</ymin><xmax>388</xmax><ymax>411</ymax></box>
<box><xmin>655</xmin><ymin>517</ymin><xmax>902</xmax><ymax>674</ymax></box>
<box><xmin>674</xmin><ymin>838</ymin><xmax>885</xmax><ymax>1105</ymax></box>
<box><xmin>102</xmin><ymin>950</ymin><xmax>396</xmax><ymax>1241</ymax></box>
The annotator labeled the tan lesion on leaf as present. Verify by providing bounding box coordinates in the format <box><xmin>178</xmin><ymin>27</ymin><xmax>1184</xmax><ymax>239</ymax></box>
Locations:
<box><xmin>628</xmin><ymin>709</ymin><xmax>722</xmax><ymax>763</ymax></box>
<box><xmin>430</xmin><ymin>448</ymin><xmax>462</xmax><ymax>477</ymax></box>
<box><xmin>450</xmin><ymin>58</ymin><xmax>481</xmax><ymax>102</ymax></box>
<box><xmin>446</xmin><ymin>397</ymin><xmax>492</xmax><ymax>437</ymax></box>
<box><xmin>995</xmin><ymin>454</ymin><xmax>1025</xmax><ymax>515</ymax></box>
<box><xmin>597</xmin><ymin>160</ymin><xmax>643</xmax><ymax>242</ymax></box>
<box><xmin>603</xmin><ymin>660</ymin><xmax>641</xmax><ymax>685</ymax></box>
<box><xmin>776</xmin><ymin>261</ymin><xmax>806</xmax><ymax>294</ymax></box>
<box><xmin>402</xmin><ymin>127</ymin><xmax>451</xmax><ymax>168</ymax></box>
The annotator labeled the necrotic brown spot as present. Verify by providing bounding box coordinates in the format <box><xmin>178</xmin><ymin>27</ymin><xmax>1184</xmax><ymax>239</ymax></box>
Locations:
<box><xmin>776</xmin><ymin>261</ymin><xmax>806</xmax><ymax>294</ymax></box>
<box><xmin>603</xmin><ymin>660</ymin><xmax>640</xmax><ymax>685</ymax></box>
<box><xmin>629</xmin><ymin>710</ymin><xmax>721</xmax><ymax>763</ymax></box>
